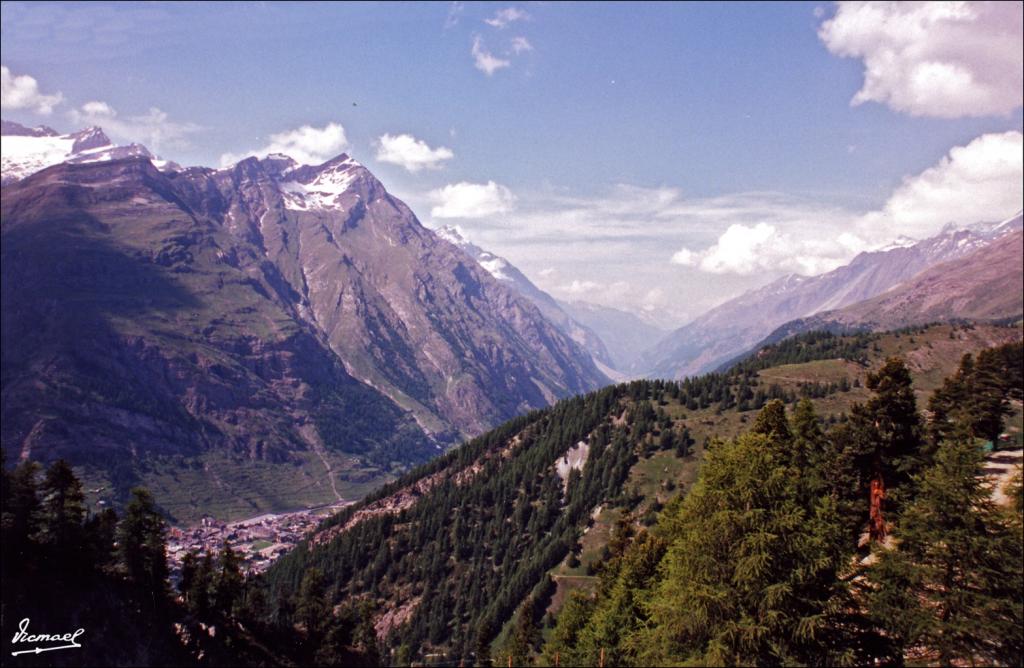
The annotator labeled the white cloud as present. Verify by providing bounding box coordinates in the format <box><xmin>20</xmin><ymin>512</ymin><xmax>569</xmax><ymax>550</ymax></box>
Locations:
<box><xmin>68</xmin><ymin>100</ymin><xmax>200</xmax><ymax>151</ymax></box>
<box><xmin>471</xmin><ymin>35</ymin><xmax>511</xmax><ymax>75</ymax></box>
<box><xmin>484</xmin><ymin>7</ymin><xmax>529</xmax><ymax>29</ymax></box>
<box><xmin>409</xmin><ymin>130</ymin><xmax>1021</xmax><ymax>321</ymax></box>
<box><xmin>1</xmin><ymin>65</ymin><xmax>63</xmax><ymax>115</ymax></box>
<box><xmin>670</xmin><ymin>248</ymin><xmax>697</xmax><ymax>266</ymax></box>
<box><xmin>509</xmin><ymin>36</ymin><xmax>533</xmax><ymax>54</ymax></box>
<box><xmin>671</xmin><ymin>222</ymin><xmax>857</xmax><ymax>276</ymax></box>
<box><xmin>819</xmin><ymin>1</ymin><xmax>1023</xmax><ymax>117</ymax></box>
<box><xmin>561</xmin><ymin>279</ymin><xmax>601</xmax><ymax>295</ymax></box>
<box><xmin>667</xmin><ymin>131</ymin><xmax>1024</xmax><ymax>277</ymax></box>
<box><xmin>430</xmin><ymin>180</ymin><xmax>516</xmax><ymax>218</ymax></box>
<box><xmin>856</xmin><ymin>130</ymin><xmax>1024</xmax><ymax>239</ymax></box>
<box><xmin>219</xmin><ymin>123</ymin><xmax>348</xmax><ymax>167</ymax></box>
<box><xmin>375</xmin><ymin>133</ymin><xmax>454</xmax><ymax>172</ymax></box>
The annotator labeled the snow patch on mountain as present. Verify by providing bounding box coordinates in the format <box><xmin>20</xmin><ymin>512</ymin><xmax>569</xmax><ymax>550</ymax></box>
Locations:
<box><xmin>279</xmin><ymin>158</ymin><xmax>364</xmax><ymax>211</ymax></box>
<box><xmin>1</xmin><ymin>121</ymin><xmax>179</xmax><ymax>183</ymax></box>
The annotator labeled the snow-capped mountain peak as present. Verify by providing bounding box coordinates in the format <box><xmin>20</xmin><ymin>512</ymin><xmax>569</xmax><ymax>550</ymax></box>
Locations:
<box><xmin>878</xmin><ymin>235</ymin><xmax>917</xmax><ymax>252</ymax></box>
<box><xmin>276</xmin><ymin>154</ymin><xmax>366</xmax><ymax>212</ymax></box>
<box><xmin>1</xmin><ymin>121</ymin><xmax>179</xmax><ymax>184</ymax></box>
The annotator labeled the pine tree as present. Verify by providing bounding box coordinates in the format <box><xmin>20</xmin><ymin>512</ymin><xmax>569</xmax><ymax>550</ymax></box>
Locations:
<box><xmin>189</xmin><ymin>551</ymin><xmax>214</xmax><ymax>618</ymax></box>
<box><xmin>542</xmin><ymin>592</ymin><xmax>594</xmax><ymax>667</ymax></box>
<box><xmin>296</xmin><ymin>566</ymin><xmax>329</xmax><ymax>641</ymax></box>
<box><xmin>38</xmin><ymin>459</ymin><xmax>87</xmax><ymax>559</ymax></box>
<box><xmin>969</xmin><ymin>347</ymin><xmax>1012</xmax><ymax>443</ymax></box>
<box><xmin>118</xmin><ymin>487</ymin><xmax>169</xmax><ymax>595</ymax></box>
<box><xmin>849</xmin><ymin>357</ymin><xmax>924</xmax><ymax>541</ymax></box>
<box><xmin>750</xmin><ymin>399</ymin><xmax>792</xmax><ymax>450</ymax></box>
<box><xmin>474</xmin><ymin>616</ymin><xmax>497</xmax><ymax>667</ymax></box>
<box><xmin>180</xmin><ymin>551</ymin><xmax>199</xmax><ymax>609</ymax></box>
<box><xmin>791</xmin><ymin>399</ymin><xmax>826</xmax><ymax>498</ymax></box>
<box><xmin>637</xmin><ymin>432</ymin><xmax>858</xmax><ymax>666</ymax></box>
<box><xmin>85</xmin><ymin>507</ymin><xmax>119</xmax><ymax>570</ymax></box>
<box><xmin>501</xmin><ymin>598</ymin><xmax>539</xmax><ymax>666</ymax></box>
<box><xmin>1</xmin><ymin>460</ymin><xmax>41</xmax><ymax>574</ymax></box>
<box><xmin>353</xmin><ymin>600</ymin><xmax>381</xmax><ymax>666</ymax></box>
<box><xmin>214</xmin><ymin>541</ymin><xmax>244</xmax><ymax>617</ymax></box>
<box><xmin>927</xmin><ymin>353</ymin><xmax>973</xmax><ymax>447</ymax></box>
<box><xmin>867</xmin><ymin>433</ymin><xmax>1024</xmax><ymax>666</ymax></box>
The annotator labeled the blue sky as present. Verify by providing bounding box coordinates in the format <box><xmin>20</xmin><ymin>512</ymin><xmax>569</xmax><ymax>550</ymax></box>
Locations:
<box><xmin>3</xmin><ymin>1</ymin><xmax>1022</xmax><ymax>326</ymax></box>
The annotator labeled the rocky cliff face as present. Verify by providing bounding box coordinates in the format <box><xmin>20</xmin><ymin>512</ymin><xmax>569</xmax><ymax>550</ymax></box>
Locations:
<box><xmin>205</xmin><ymin>153</ymin><xmax>607</xmax><ymax>439</ymax></box>
<box><xmin>0</xmin><ymin>140</ymin><xmax>606</xmax><ymax>519</ymax></box>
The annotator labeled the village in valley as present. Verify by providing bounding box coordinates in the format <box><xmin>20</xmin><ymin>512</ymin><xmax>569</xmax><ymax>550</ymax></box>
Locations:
<box><xmin>165</xmin><ymin>501</ymin><xmax>353</xmax><ymax>576</ymax></box>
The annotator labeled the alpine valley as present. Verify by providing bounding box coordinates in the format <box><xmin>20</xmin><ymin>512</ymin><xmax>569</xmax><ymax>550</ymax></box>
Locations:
<box><xmin>3</xmin><ymin>126</ymin><xmax>1023</xmax><ymax>667</ymax></box>
<box><xmin>1</xmin><ymin>121</ymin><xmax>607</xmax><ymax>523</ymax></box>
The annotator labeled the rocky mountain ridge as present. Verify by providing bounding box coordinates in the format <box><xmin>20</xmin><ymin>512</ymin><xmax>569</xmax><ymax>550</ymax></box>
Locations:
<box><xmin>1</xmin><ymin>125</ymin><xmax>607</xmax><ymax>520</ymax></box>
<box><xmin>638</xmin><ymin>212</ymin><xmax>1023</xmax><ymax>378</ymax></box>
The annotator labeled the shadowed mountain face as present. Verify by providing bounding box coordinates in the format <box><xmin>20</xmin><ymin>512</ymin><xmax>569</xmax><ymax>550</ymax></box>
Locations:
<box><xmin>638</xmin><ymin>215</ymin><xmax>1023</xmax><ymax>379</ymax></box>
<box><xmin>1</xmin><ymin>151</ymin><xmax>606</xmax><ymax>519</ymax></box>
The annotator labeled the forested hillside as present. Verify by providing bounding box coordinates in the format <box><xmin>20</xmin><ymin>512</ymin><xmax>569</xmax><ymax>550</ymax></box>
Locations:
<box><xmin>4</xmin><ymin>322</ymin><xmax>1019</xmax><ymax>666</ymax></box>
<box><xmin>258</xmin><ymin>321</ymin><xmax>1023</xmax><ymax>665</ymax></box>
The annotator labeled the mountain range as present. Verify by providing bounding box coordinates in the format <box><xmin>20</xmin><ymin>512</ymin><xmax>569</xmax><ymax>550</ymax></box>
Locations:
<box><xmin>3</xmin><ymin>120</ymin><xmax>1020</xmax><ymax>524</ymax></box>
<box><xmin>432</xmin><ymin>225</ymin><xmax>617</xmax><ymax>374</ymax></box>
<box><xmin>1</xmin><ymin>120</ymin><xmax>179</xmax><ymax>184</ymax></box>
<box><xmin>0</xmin><ymin>123</ymin><xmax>607</xmax><ymax>521</ymax></box>
<box><xmin>767</xmin><ymin>229</ymin><xmax>1023</xmax><ymax>340</ymax></box>
<box><xmin>638</xmin><ymin>213</ymin><xmax>1024</xmax><ymax>378</ymax></box>
<box><xmin>262</xmin><ymin>321</ymin><xmax>1023</xmax><ymax>663</ymax></box>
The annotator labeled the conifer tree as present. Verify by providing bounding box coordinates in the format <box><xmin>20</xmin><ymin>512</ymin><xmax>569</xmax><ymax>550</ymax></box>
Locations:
<box><xmin>85</xmin><ymin>507</ymin><xmax>119</xmax><ymax>570</ymax></box>
<box><xmin>180</xmin><ymin>551</ymin><xmax>199</xmax><ymax>609</ymax></box>
<box><xmin>296</xmin><ymin>566</ymin><xmax>329</xmax><ymax>641</ymax></box>
<box><xmin>969</xmin><ymin>347</ymin><xmax>1013</xmax><ymax>443</ymax></box>
<box><xmin>39</xmin><ymin>459</ymin><xmax>86</xmax><ymax>560</ymax></box>
<box><xmin>501</xmin><ymin>598</ymin><xmax>539</xmax><ymax>666</ymax></box>
<box><xmin>637</xmin><ymin>432</ymin><xmax>857</xmax><ymax>666</ymax></box>
<box><xmin>791</xmin><ymin>399</ymin><xmax>826</xmax><ymax>497</ymax></box>
<box><xmin>867</xmin><ymin>433</ymin><xmax>1024</xmax><ymax>666</ymax></box>
<box><xmin>214</xmin><ymin>541</ymin><xmax>244</xmax><ymax>617</ymax></box>
<box><xmin>1</xmin><ymin>460</ymin><xmax>41</xmax><ymax>573</ymax></box>
<box><xmin>847</xmin><ymin>357</ymin><xmax>924</xmax><ymax>541</ymax></box>
<box><xmin>542</xmin><ymin>592</ymin><xmax>594</xmax><ymax>667</ymax></box>
<box><xmin>118</xmin><ymin>487</ymin><xmax>169</xmax><ymax>594</ymax></box>
<box><xmin>750</xmin><ymin>399</ymin><xmax>792</xmax><ymax>450</ymax></box>
<box><xmin>189</xmin><ymin>551</ymin><xmax>214</xmax><ymax>618</ymax></box>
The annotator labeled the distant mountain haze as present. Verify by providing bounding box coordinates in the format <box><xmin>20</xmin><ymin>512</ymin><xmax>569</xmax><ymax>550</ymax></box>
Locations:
<box><xmin>638</xmin><ymin>213</ymin><xmax>1024</xmax><ymax>379</ymax></box>
<box><xmin>765</xmin><ymin>229</ymin><xmax>1024</xmax><ymax>340</ymax></box>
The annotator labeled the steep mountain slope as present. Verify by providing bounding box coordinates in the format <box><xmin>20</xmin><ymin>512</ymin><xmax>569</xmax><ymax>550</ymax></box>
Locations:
<box><xmin>1</xmin><ymin>120</ymin><xmax>178</xmax><ymax>183</ymax></box>
<box><xmin>773</xmin><ymin>230</ymin><xmax>1024</xmax><ymax>337</ymax></box>
<box><xmin>261</xmin><ymin>322</ymin><xmax>1022</xmax><ymax>665</ymax></box>
<box><xmin>1</xmin><ymin>138</ymin><xmax>606</xmax><ymax>520</ymax></box>
<box><xmin>434</xmin><ymin>226</ymin><xmax>615</xmax><ymax>372</ymax></box>
<box><xmin>639</xmin><ymin>214</ymin><xmax>1023</xmax><ymax>378</ymax></box>
<box><xmin>1</xmin><ymin>158</ymin><xmax>435</xmax><ymax>521</ymax></box>
<box><xmin>217</xmin><ymin>155</ymin><xmax>607</xmax><ymax>439</ymax></box>
<box><xmin>558</xmin><ymin>299</ymin><xmax>668</xmax><ymax>372</ymax></box>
